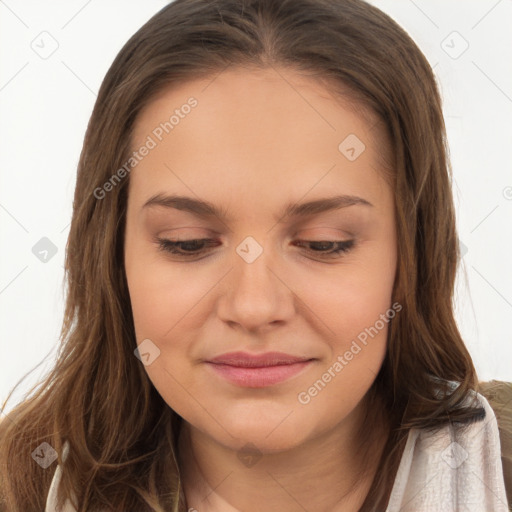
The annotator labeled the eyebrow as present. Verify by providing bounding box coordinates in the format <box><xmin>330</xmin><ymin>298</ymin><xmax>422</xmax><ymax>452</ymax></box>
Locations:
<box><xmin>142</xmin><ymin>193</ymin><xmax>373</xmax><ymax>222</ymax></box>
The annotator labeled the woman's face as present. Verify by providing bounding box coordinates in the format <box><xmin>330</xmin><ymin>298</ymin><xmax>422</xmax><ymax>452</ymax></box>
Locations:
<box><xmin>124</xmin><ymin>67</ymin><xmax>397</xmax><ymax>453</ymax></box>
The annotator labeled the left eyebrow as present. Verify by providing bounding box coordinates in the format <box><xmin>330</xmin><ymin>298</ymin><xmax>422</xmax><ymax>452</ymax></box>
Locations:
<box><xmin>281</xmin><ymin>194</ymin><xmax>373</xmax><ymax>220</ymax></box>
<box><xmin>141</xmin><ymin>193</ymin><xmax>373</xmax><ymax>223</ymax></box>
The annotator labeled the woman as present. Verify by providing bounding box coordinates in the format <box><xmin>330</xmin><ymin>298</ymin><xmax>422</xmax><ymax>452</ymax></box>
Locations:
<box><xmin>0</xmin><ymin>0</ymin><xmax>508</xmax><ymax>510</ymax></box>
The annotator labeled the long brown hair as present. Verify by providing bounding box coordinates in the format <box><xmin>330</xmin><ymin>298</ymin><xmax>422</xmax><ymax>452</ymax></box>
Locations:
<box><xmin>0</xmin><ymin>0</ymin><xmax>484</xmax><ymax>510</ymax></box>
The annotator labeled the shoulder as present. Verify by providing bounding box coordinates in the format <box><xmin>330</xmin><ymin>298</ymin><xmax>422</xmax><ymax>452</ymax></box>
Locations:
<box><xmin>478</xmin><ymin>380</ymin><xmax>512</xmax><ymax>507</ymax></box>
<box><xmin>478</xmin><ymin>380</ymin><xmax>512</xmax><ymax>438</ymax></box>
<box><xmin>413</xmin><ymin>384</ymin><xmax>509</xmax><ymax>509</ymax></box>
<box><xmin>387</xmin><ymin>382</ymin><xmax>510</xmax><ymax>511</ymax></box>
<box><xmin>414</xmin><ymin>385</ymin><xmax>499</xmax><ymax>453</ymax></box>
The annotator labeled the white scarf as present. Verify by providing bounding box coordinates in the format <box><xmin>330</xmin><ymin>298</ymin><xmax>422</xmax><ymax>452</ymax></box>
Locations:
<box><xmin>386</xmin><ymin>390</ymin><xmax>508</xmax><ymax>511</ymax></box>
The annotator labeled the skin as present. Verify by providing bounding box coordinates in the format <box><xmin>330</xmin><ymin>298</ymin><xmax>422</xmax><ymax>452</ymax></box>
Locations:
<box><xmin>124</xmin><ymin>66</ymin><xmax>397</xmax><ymax>512</ymax></box>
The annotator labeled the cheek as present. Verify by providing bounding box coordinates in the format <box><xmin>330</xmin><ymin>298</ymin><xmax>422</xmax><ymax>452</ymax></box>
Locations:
<box><xmin>126</xmin><ymin>255</ymin><xmax>215</xmax><ymax>341</ymax></box>
<box><xmin>298</xmin><ymin>247</ymin><xmax>396</xmax><ymax>342</ymax></box>
<box><xmin>125</xmin><ymin>259</ymin><xmax>208</xmax><ymax>414</ymax></box>
<box><xmin>293</xmin><ymin>270</ymin><xmax>394</xmax><ymax>433</ymax></box>
<box><xmin>331</xmin><ymin>283</ymin><xmax>395</xmax><ymax>348</ymax></box>
<box><xmin>303</xmin><ymin>276</ymin><xmax>392</xmax><ymax>386</ymax></box>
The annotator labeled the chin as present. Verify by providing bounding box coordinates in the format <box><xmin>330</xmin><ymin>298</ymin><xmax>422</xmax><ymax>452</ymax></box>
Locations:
<box><xmin>212</xmin><ymin>409</ymin><xmax>314</xmax><ymax>455</ymax></box>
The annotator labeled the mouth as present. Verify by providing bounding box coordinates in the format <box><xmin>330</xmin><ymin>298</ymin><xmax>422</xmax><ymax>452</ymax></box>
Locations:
<box><xmin>205</xmin><ymin>352</ymin><xmax>316</xmax><ymax>388</ymax></box>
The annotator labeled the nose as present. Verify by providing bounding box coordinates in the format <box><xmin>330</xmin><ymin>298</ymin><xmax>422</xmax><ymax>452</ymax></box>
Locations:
<box><xmin>216</xmin><ymin>238</ymin><xmax>296</xmax><ymax>334</ymax></box>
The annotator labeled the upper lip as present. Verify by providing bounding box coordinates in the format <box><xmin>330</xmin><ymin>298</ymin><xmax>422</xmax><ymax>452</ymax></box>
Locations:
<box><xmin>206</xmin><ymin>351</ymin><xmax>314</xmax><ymax>368</ymax></box>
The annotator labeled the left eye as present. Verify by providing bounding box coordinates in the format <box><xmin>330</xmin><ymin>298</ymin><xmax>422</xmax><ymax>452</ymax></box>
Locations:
<box><xmin>155</xmin><ymin>237</ymin><xmax>355</xmax><ymax>259</ymax></box>
<box><xmin>156</xmin><ymin>238</ymin><xmax>219</xmax><ymax>256</ymax></box>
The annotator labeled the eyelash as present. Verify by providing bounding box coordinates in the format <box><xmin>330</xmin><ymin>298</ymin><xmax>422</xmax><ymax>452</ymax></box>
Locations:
<box><xmin>155</xmin><ymin>237</ymin><xmax>355</xmax><ymax>260</ymax></box>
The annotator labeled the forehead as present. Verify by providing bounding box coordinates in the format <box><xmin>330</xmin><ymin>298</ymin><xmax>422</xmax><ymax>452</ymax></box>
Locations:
<box><xmin>132</xmin><ymin>66</ymin><xmax>384</xmax><ymax>147</ymax></box>
<box><xmin>128</xmin><ymin>66</ymin><xmax>393</xmax><ymax>213</ymax></box>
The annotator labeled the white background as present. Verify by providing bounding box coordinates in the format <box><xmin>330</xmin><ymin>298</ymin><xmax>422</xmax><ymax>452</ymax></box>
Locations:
<box><xmin>1</xmin><ymin>0</ymin><xmax>511</xmax><ymax>417</ymax></box>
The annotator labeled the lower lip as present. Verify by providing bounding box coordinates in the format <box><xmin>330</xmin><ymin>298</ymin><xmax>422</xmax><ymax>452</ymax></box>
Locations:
<box><xmin>205</xmin><ymin>361</ymin><xmax>313</xmax><ymax>388</ymax></box>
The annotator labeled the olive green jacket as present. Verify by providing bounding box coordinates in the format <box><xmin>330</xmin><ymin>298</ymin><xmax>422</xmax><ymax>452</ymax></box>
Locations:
<box><xmin>479</xmin><ymin>380</ymin><xmax>512</xmax><ymax>510</ymax></box>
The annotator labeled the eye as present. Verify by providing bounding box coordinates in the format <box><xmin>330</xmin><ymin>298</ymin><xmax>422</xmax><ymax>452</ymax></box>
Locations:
<box><xmin>155</xmin><ymin>237</ymin><xmax>355</xmax><ymax>260</ymax></box>
<box><xmin>292</xmin><ymin>239</ymin><xmax>355</xmax><ymax>258</ymax></box>
<box><xmin>156</xmin><ymin>237</ymin><xmax>220</xmax><ymax>257</ymax></box>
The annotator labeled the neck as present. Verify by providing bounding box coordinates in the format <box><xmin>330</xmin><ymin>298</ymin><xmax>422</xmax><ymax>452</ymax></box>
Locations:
<box><xmin>177</xmin><ymin>393</ymin><xmax>388</xmax><ymax>512</ymax></box>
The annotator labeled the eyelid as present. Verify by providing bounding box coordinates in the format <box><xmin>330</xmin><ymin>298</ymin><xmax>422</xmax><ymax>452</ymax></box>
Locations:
<box><xmin>154</xmin><ymin>236</ymin><xmax>356</xmax><ymax>260</ymax></box>
<box><xmin>157</xmin><ymin>227</ymin><xmax>217</xmax><ymax>236</ymax></box>
<box><xmin>295</xmin><ymin>227</ymin><xmax>355</xmax><ymax>239</ymax></box>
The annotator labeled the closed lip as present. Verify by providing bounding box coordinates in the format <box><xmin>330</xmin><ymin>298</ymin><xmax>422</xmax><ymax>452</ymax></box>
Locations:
<box><xmin>206</xmin><ymin>351</ymin><xmax>315</xmax><ymax>367</ymax></box>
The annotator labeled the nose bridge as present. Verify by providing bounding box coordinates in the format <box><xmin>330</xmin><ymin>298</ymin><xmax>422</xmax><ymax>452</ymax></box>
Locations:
<box><xmin>218</xmin><ymin>234</ymin><xmax>294</xmax><ymax>330</ymax></box>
